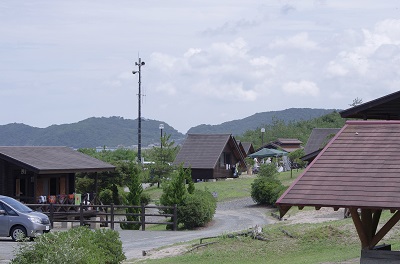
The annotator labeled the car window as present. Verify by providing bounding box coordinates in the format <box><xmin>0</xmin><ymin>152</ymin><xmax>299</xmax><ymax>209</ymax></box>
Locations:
<box><xmin>0</xmin><ymin>197</ymin><xmax>32</xmax><ymax>213</ymax></box>
<box><xmin>0</xmin><ymin>202</ymin><xmax>17</xmax><ymax>216</ymax></box>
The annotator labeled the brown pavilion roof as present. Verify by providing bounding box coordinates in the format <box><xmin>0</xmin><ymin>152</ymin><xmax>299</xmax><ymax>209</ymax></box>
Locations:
<box><xmin>340</xmin><ymin>90</ymin><xmax>400</xmax><ymax>120</ymax></box>
<box><xmin>0</xmin><ymin>146</ymin><xmax>116</xmax><ymax>174</ymax></box>
<box><xmin>277</xmin><ymin>120</ymin><xmax>400</xmax><ymax>216</ymax></box>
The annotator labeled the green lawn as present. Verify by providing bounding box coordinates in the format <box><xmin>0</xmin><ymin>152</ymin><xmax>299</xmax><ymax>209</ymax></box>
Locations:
<box><xmin>143</xmin><ymin>169</ymin><xmax>304</xmax><ymax>203</ymax></box>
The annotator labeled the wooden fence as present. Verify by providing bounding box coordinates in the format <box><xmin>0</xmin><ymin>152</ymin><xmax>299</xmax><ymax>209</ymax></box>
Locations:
<box><xmin>27</xmin><ymin>203</ymin><xmax>178</xmax><ymax>231</ymax></box>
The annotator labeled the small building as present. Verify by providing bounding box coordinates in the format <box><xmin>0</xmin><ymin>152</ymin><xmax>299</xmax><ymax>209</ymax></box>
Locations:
<box><xmin>173</xmin><ymin>134</ymin><xmax>246</xmax><ymax>180</ymax></box>
<box><xmin>259</xmin><ymin>138</ymin><xmax>302</xmax><ymax>153</ymax></box>
<box><xmin>301</xmin><ymin>128</ymin><xmax>340</xmax><ymax>163</ymax></box>
<box><xmin>0</xmin><ymin>146</ymin><xmax>115</xmax><ymax>203</ymax></box>
<box><xmin>240</xmin><ymin>142</ymin><xmax>255</xmax><ymax>156</ymax></box>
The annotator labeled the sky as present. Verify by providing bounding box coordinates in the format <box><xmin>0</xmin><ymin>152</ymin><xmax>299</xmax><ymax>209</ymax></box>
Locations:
<box><xmin>1</xmin><ymin>1</ymin><xmax>400</xmax><ymax>133</ymax></box>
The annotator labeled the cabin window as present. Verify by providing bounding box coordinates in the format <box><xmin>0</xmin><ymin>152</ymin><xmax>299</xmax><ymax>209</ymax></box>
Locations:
<box><xmin>219</xmin><ymin>153</ymin><xmax>232</xmax><ymax>169</ymax></box>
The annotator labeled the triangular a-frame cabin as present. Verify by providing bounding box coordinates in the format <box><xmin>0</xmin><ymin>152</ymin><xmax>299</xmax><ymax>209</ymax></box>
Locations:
<box><xmin>173</xmin><ymin>134</ymin><xmax>246</xmax><ymax>181</ymax></box>
<box><xmin>301</xmin><ymin>128</ymin><xmax>340</xmax><ymax>163</ymax></box>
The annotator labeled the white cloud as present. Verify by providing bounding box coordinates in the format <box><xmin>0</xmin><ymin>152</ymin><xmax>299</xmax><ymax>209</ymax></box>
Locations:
<box><xmin>282</xmin><ymin>80</ymin><xmax>320</xmax><ymax>97</ymax></box>
<box><xmin>269</xmin><ymin>32</ymin><xmax>321</xmax><ymax>51</ymax></box>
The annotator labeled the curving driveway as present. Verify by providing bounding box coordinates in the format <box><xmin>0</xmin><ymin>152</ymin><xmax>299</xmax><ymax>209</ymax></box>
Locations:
<box><xmin>0</xmin><ymin>197</ymin><xmax>274</xmax><ymax>262</ymax></box>
<box><xmin>120</xmin><ymin>197</ymin><xmax>274</xmax><ymax>260</ymax></box>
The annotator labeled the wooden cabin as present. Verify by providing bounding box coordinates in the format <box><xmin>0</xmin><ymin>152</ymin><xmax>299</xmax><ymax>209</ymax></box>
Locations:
<box><xmin>0</xmin><ymin>146</ymin><xmax>115</xmax><ymax>203</ymax></box>
<box><xmin>173</xmin><ymin>134</ymin><xmax>246</xmax><ymax>180</ymax></box>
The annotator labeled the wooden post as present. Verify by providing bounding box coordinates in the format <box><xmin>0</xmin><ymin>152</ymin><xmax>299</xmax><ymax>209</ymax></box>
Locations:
<box><xmin>141</xmin><ymin>203</ymin><xmax>146</xmax><ymax>231</ymax></box>
<box><xmin>110</xmin><ymin>203</ymin><xmax>114</xmax><ymax>230</ymax></box>
<box><xmin>80</xmin><ymin>202</ymin><xmax>84</xmax><ymax>226</ymax></box>
<box><xmin>350</xmin><ymin>208</ymin><xmax>369</xmax><ymax>249</ymax></box>
<box><xmin>49</xmin><ymin>203</ymin><xmax>54</xmax><ymax>229</ymax></box>
<box><xmin>173</xmin><ymin>204</ymin><xmax>177</xmax><ymax>231</ymax></box>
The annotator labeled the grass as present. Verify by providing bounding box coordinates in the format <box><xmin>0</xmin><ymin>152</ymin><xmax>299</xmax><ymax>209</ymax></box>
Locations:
<box><xmin>134</xmin><ymin>217</ymin><xmax>362</xmax><ymax>263</ymax></box>
<box><xmin>143</xmin><ymin>169</ymin><xmax>304</xmax><ymax>204</ymax></box>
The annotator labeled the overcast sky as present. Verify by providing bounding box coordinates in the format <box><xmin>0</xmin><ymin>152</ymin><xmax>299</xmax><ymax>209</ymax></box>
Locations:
<box><xmin>1</xmin><ymin>1</ymin><xmax>400</xmax><ymax>133</ymax></box>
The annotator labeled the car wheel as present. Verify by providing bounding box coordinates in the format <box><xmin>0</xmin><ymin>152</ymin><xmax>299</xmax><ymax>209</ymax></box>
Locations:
<box><xmin>11</xmin><ymin>226</ymin><xmax>27</xmax><ymax>241</ymax></box>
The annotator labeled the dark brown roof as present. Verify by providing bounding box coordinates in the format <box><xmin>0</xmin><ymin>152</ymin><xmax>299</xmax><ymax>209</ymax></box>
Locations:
<box><xmin>277</xmin><ymin>120</ymin><xmax>400</xmax><ymax>216</ymax></box>
<box><xmin>240</xmin><ymin>142</ymin><xmax>254</xmax><ymax>156</ymax></box>
<box><xmin>303</xmin><ymin>128</ymin><xmax>341</xmax><ymax>155</ymax></box>
<box><xmin>340</xmin><ymin>90</ymin><xmax>400</xmax><ymax>120</ymax></box>
<box><xmin>0</xmin><ymin>146</ymin><xmax>116</xmax><ymax>174</ymax></box>
<box><xmin>173</xmin><ymin>134</ymin><xmax>245</xmax><ymax>169</ymax></box>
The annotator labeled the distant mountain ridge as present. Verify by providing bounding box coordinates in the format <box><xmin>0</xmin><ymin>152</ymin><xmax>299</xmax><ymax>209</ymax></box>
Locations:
<box><xmin>0</xmin><ymin>117</ymin><xmax>184</xmax><ymax>149</ymax></box>
<box><xmin>0</xmin><ymin>108</ymin><xmax>339</xmax><ymax>148</ymax></box>
<box><xmin>188</xmin><ymin>108</ymin><xmax>339</xmax><ymax>135</ymax></box>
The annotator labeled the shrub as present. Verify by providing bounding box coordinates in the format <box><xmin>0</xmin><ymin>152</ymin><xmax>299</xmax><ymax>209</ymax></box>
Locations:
<box><xmin>178</xmin><ymin>189</ymin><xmax>217</xmax><ymax>229</ymax></box>
<box><xmin>251</xmin><ymin>163</ymin><xmax>286</xmax><ymax>206</ymax></box>
<box><xmin>251</xmin><ymin>177</ymin><xmax>286</xmax><ymax>206</ymax></box>
<box><xmin>140</xmin><ymin>192</ymin><xmax>151</xmax><ymax>205</ymax></box>
<box><xmin>99</xmin><ymin>188</ymin><xmax>113</xmax><ymax>205</ymax></box>
<box><xmin>11</xmin><ymin>226</ymin><xmax>125</xmax><ymax>264</ymax></box>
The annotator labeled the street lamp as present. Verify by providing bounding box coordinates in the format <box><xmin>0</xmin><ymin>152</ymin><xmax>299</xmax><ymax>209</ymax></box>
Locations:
<box><xmin>159</xmin><ymin>124</ymin><xmax>164</xmax><ymax>150</ymax></box>
<box><xmin>261</xmin><ymin>128</ymin><xmax>265</xmax><ymax>146</ymax></box>
<box><xmin>132</xmin><ymin>57</ymin><xmax>145</xmax><ymax>164</ymax></box>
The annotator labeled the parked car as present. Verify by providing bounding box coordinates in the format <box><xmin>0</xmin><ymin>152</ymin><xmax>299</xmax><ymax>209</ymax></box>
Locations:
<box><xmin>0</xmin><ymin>195</ymin><xmax>51</xmax><ymax>241</ymax></box>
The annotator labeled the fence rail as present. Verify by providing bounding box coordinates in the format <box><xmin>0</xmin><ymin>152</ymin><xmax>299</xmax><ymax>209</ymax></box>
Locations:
<box><xmin>27</xmin><ymin>203</ymin><xmax>178</xmax><ymax>231</ymax></box>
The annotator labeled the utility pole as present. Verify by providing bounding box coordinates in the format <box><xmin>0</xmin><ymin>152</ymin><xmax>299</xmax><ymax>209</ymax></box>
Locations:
<box><xmin>132</xmin><ymin>57</ymin><xmax>145</xmax><ymax>164</ymax></box>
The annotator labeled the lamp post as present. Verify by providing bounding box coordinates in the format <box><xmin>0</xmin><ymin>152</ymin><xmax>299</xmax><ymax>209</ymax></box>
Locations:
<box><xmin>261</xmin><ymin>128</ymin><xmax>265</xmax><ymax>146</ymax></box>
<box><xmin>132</xmin><ymin>57</ymin><xmax>145</xmax><ymax>164</ymax></box>
<box><xmin>159</xmin><ymin>124</ymin><xmax>164</xmax><ymax>150</ymax></box>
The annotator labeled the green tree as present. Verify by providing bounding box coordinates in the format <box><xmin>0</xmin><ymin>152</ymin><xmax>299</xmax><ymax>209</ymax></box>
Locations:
<box><xmin>120</xmin><ymin>162</ymin><xmax>142</xmax><ymax>230</ymax></box>
<box><xmin>147</xmin><ymin>134</ymin><xmax>179</xmax><ymax>187</ymax></box>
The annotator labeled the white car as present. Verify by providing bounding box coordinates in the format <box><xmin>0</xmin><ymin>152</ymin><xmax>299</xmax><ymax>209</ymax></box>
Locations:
<box><xmin>0</xmin><ymin>195</ymin><xmax>51</xmax><ymax>241</ymax></box>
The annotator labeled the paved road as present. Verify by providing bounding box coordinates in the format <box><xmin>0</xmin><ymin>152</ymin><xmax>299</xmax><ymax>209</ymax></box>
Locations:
<box><xmin>0</xmin><ymin>197</ymin><xmax>273</xmax><ymax>262</ymax></box>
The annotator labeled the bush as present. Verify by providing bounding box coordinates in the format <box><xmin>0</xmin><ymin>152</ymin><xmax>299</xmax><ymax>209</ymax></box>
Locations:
<box><xmin>99</xmin><ymin>188</ymin><xmax>113</xmax><ymax>205</ymax></box>
<box><xmin>140</xmin><ymin>192</ymin><xmax>151</xmax><ymax>205</ymax></box>
<box><xmin>251</xmin><ymin>177</ymin><xmax>286</xmax><ymax>206</ymax></box>
<box><xmin>12</xmin><ymin>226</ymin><xmax>125</xmax><ymax>264</ymax></box>
<box><xmin>251</xmin><ymin>163</ymin><xmax>286</xmax><ymax>206</ymax></box>
<box><xmin>178</xmin><ymin>189</ymin><xmax>217</xmax><ymax>229</ymax></box>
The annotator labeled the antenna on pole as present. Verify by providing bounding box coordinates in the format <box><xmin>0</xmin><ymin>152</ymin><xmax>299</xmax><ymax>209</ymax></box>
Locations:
<box><xmin>132</xmin><ymin>56</ymin><xmax>145</xmax><ymax>164</ymax></box>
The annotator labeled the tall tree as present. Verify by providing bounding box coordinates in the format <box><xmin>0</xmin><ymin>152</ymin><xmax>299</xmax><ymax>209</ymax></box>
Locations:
<box><xmin>120</xmin><ymin>162</ymin><xmax>142</xmax><ymax>230</ymax></box>
<box><xmin>148</xmin><ymin>134</ymin><xmax>179</xmax><ymax>187</ymax></box>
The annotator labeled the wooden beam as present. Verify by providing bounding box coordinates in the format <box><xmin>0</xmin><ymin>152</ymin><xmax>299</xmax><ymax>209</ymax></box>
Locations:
<box><xmin>278</xmin><ymin>206</ymin><xmax>291</xmax><ymax>218</ymax></box>
<box><xmin>371</xmin><ymin>209</ymin><xmax>382</xmax><ymax>237</ymax></box>
<box><xmin>369</xmin><ymin>210</ymin><xmax>400</xmax><ymax>249</ymax></box>
<box><xmin>361</xmin><ymin>209</ymin><xmax>373</xmax><ymax>242</ymax></box>
<box><xmin>350</xmin><ymin>208</ymin><xmax>369</xmax><ymax>249</ymax></box>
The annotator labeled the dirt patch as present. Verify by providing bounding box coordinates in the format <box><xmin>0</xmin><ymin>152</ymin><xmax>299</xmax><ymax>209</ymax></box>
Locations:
<box><xmin>282</xmin><ymin>207</ymin><xmax>345</xmax><ymax>224</ymax></box>
<box><xmin>126</xmin><ymin>245</ymin><xmax>189</xmax><ymax>263</ymax></box>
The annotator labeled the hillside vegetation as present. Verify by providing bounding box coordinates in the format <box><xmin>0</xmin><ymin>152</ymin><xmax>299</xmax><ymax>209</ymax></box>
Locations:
<box><xmin>237</xmin><ymin>111</ymin><xmax>346</xmax><ymax>149</ymax></box>
<box><xmin>188</xmin><ymin>108</ymin><xmax>339</xmax><ymax>135</ymax></box>
<box><xmin>0</xmin><ymin>108</ymin><xmax>339</xmax><ymax>148</ymax></box>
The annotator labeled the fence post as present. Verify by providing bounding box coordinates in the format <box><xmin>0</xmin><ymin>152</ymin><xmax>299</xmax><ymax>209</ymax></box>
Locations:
<box><xmin>49</xmin><ymin>203</ymin><xmax>54</xmax><ymax>228</ymax></box>
<box><xmin>110</xmin><ymin>203</ymin><xmax>114</xmax><ymax>230</ymax></box>
<box><xmin>80</xmin><ymin>202</ymin><xmax>84</xmax><ymax>226</ymax></box>
<box><xmin>173</xmin><ymin>204</ymin><xmax>177</xmax><ymax>231</ymax></box>
<box><xmin>141</xmin><ymin>203</ymin><xmax>146</xmax><ymax>231</ymax></box>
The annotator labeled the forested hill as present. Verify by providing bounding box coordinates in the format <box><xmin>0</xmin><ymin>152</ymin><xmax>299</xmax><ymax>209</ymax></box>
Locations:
<box><xmin>188</xmin><ymin>108</ymin><xmax>339</xmax><ymax>135</ymax></box>
<box><xmin>0</xmin><ymin>108</ymin><xmax>340</xmax><ymax>148</ymax></box>
<box><xmin>0</xmin><ymin>117</ymin><xmax>185</xmax><ymax>149</ymax></box>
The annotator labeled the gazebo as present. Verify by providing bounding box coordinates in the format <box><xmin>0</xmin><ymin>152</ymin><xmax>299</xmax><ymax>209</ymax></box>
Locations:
<box><xmin>276</xmin><ymin>120</ymin><xmax>400</xmax><ymax>262</ymax></box>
